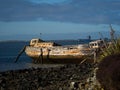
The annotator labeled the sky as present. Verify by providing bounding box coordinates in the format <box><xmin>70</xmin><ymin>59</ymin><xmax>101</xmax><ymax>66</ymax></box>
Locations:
<box><xmin>0</xmin><ymin>0</ymin><xmax>120</xmax><ymax>40</ymax></box>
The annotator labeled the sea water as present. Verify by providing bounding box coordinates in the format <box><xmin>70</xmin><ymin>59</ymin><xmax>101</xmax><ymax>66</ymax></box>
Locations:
<box><xmin>0</xmin><ymin>40</ymin><xmax>91</xmax><ymax>72</ymax></box>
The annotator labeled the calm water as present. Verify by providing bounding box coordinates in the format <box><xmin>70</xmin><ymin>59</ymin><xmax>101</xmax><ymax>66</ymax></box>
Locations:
<box><xmin>0</xmin><ymin>40</ymin><xmax>91</xmax><ymax>72</ymax></box>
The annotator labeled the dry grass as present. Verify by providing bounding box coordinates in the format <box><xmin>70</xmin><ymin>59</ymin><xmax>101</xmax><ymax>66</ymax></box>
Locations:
<box><xmin>98</xmin><ymin>38</ymin><xmax>120</xmax><ymax>62</ymax></box>
<box><xmin>96</xmin><ymin>38</ymin><xmax>120</xmax><ymax>90</ymax></box>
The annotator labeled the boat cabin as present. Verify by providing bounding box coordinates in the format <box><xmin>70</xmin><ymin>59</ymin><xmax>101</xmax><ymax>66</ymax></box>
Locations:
<box><xmin>30</xmin><ymin>38</ymin><xmax>60</xmax><ymax>48</ymax></box>
<box><xmin>89</xmin><ymin>40</ymin><xmax>104</xmax><ymax>49</ymax></box>
<box><xmin>30</xmin><ymin>39</ymin><xmax>43</xmax><ymax>46</ymax></box>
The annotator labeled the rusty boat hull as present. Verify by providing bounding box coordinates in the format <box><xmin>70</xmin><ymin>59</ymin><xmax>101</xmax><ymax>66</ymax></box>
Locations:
<box><xmin>25</xmin><ymin>45</ymin><xmax>93</xmax><ymax>64</ymax></box>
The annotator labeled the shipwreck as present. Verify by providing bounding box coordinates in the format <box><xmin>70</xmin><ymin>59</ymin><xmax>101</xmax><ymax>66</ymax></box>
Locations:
<box><xmin>15</xmin><ymin>38</ymin><xmax>104</xmax><ymax>64</ymax></box>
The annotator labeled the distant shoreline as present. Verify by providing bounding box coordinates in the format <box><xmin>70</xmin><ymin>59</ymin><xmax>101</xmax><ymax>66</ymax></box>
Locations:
<box><xmin>0</xmin><ymin>39</ymin><xmax>93</xmax><ymax>42</ymax></box>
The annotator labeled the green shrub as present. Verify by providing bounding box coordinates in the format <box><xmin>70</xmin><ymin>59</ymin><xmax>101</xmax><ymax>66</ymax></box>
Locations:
<box><xmin>97</xmin><ymin>38</ymin><xmax>120</xmax><ymax>90</ymax></box>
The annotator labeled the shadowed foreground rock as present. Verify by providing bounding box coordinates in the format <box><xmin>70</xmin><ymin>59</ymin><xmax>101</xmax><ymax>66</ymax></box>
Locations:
<box><xmin>97</xmin><ymin>54</ymin><xmax>120</xmax><ymax>90</ymax></box>
<box><xmin>0</xmin><ymin>63</ymin><xmax>99</xmax><ymax>90</ymax></box>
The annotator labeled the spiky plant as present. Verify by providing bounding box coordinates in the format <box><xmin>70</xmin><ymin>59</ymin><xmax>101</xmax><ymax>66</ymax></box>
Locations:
<box><xmin>99</xmin><ymin>38</ymin><xmax>120</xmax><ymax>61</ymax></box>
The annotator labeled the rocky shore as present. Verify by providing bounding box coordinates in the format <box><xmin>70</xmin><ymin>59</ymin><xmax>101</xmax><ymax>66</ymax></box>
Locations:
<box><xmin>0</xmin><ymin>63</ymin><xmax>102</xmax><ymax>90</ymax></box>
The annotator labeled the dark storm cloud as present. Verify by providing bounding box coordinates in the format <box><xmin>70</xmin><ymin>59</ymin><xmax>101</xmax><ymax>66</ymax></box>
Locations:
<box><xmin>0</xmin><ymin>0</ymin><xmax>120</xmax><ymax>24</ymax></box>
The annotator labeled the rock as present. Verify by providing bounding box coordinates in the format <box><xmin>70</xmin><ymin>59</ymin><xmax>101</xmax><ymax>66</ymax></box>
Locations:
<box><xmin>0</xmin><ymin>63</ymin><xmax>95</xmax><ymax>90</ymax></box>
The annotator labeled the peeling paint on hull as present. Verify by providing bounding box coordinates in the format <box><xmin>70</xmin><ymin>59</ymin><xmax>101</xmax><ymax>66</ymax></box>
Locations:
<box><xmin>25</xmin><ymin>46</ymin><xmax>93</xmax><ymax>64</ymax></box>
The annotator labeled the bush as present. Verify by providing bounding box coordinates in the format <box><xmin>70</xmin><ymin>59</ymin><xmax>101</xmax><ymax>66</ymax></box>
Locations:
<box><xmin>97</xmin><ymin>38</ymin><xmax>120</xmax><ymax>90</ymax></box>
<box><xmin>99</xmin><ymin>38</ymin><xmax>120</xmax><ymax>61</ymax></box>
<box><xmin>96</xmin><ymin>54</ymin><xmax>120</xmax><ymax>90</ymax></box>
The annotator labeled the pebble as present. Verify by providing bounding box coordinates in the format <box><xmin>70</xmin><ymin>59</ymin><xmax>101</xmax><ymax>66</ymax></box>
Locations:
<box><xmin>0</xmin><ymin>63</ymin><xmax>101</xmax><ymax>90</ymax></box>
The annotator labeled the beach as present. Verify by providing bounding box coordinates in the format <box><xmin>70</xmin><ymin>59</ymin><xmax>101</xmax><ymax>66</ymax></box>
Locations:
<box><xmin>0</xmin><ymin>63</ymin><xmax>97</xmax><ymax>90</ymax></box>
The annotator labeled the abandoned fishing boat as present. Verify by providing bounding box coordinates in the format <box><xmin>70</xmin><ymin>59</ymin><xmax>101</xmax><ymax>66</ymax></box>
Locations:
<box><xmin>23</xmin><ymin>38</ymin><xmax>95</xmax><ymax>64</ymax></box>
<box><xmin>15</xmin><ymin>38</ymin><xmax>105</xmax><ymax>64</ymax></box>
